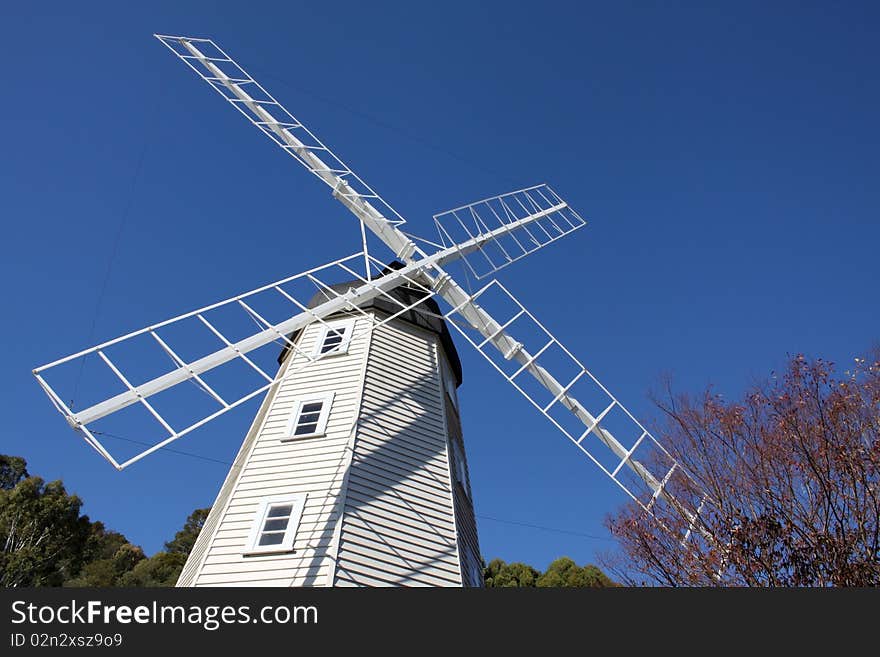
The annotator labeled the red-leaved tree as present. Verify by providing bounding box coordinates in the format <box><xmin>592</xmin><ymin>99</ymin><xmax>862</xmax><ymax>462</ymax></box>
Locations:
<box><xmin>604</xmin><ymin>350</ymin><xmax>880</xmax><ymax>586</ymax></box>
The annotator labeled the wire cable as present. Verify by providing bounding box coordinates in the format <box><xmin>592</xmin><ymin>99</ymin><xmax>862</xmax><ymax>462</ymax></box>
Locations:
<box><xmin>71</xmin><ymin>76</ymin><xmax>165</xmax><ymax>407</ymax></box>
<box><xmin>253</xmin><ymin>70</ymin><xmax>520</xmax><ymax>189</ymax></box>
<box><xmin>95</xmin><ymin>430</ymin><xmax>614</xmax><ymax>542</ymax></box>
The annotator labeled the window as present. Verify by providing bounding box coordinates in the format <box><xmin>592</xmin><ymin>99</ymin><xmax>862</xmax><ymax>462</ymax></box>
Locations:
<box><xmin>313</xmin><ymin>319</ymin><xmax>355</xmax><ymax>358</ymax></box>
<box><xmin>451</xmin><ymin>438</ymin><xmax>471</xmax><ymax>498</ymax></box>
<box><xmin>282</xmin><ymin>393</ymin><xmax>334</xmax><ymax>440</ymax></box>
<box><xmin>468</xmin><ymin>552</ymin><xmax>484</xmax><ymax>587</ymax></box>
<box><xmin>444</xmin><ymin>373</ymin><xmax>459</xmax><ymax>411</ymax></box>
<box><xmin>245</xmin><ymin>494</ymin><xmax>307</xmax><ymax>554</ymax></box>
<box><xmin>440</xmin><ymin>355</ymin><xmax>459</xmax><ymax>411</ymax></box>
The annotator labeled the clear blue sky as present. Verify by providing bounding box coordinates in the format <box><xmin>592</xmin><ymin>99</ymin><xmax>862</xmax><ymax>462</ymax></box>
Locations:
<box><xmin>2</xmin><ymin>1</ymin><xmax>878</xmax><ymax>572</ymax></box>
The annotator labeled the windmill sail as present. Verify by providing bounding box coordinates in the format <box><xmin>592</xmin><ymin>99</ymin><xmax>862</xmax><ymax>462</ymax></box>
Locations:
<box><xmin>441</xmin><ymin>279</ymin><xmax>708</xmax><ymax>534</ymax></box>
<box><xmin>36</xmin><ymin>35</ymin><xmax>707</xmax><ymax>544</ymax></box>
<box><xmin>154</xmin><ymin>35</ymin><xmax>413</xmax><ymax>259</ymax></box>
<box><xmin>433</xmin><ymin>184</ymin><xmax>586</xmax><ymax>280</ymax></box>
<box><xmin>33</xmin><ymin>253</ymin><xmax>437</xmax><ymax>470</ymax></box>
<box><xmin>33</xmin><ymin>189</ymin><xmax>584</xmax><ymax>472</ymax></box>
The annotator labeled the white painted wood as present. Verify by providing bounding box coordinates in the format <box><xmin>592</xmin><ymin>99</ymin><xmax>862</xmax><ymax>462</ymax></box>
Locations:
<box><xmin>332</xmin><ymin>318</ymin><xmax>464</xmax><ymax>587</ymax></box>
<box><xmin>179</xmin><ymin>315</ymin><xmax>369</xmax><ymax>587</ymax></box>
<box><xmin>177</xmin><ymin>308</ymin><xmax>481</xmax><ymax>587</ymax></box>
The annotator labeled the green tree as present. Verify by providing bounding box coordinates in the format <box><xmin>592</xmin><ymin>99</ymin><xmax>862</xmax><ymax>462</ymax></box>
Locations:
<box><xmin>0</xmin><ymin>474</ymin><xmax>92</xmax><ymax>587</ymax></box>
<box><xmin>64</xmin><ymin>524</ymin><xmax>146</xmax><ymax>587</ymax></box>
<box><xmin>0</xmin><ymin>455</ymin><xmax>29</xmax><ymax>490</ymax></box>
<box><xmin>164</xmin><ymin>508</ymin><xmax>210</xmax><ymax>555</ymax></box>
<box><xmin>117</xmin><ymin>552</ymin><xmax>188</xmax><ymax>587</ymax></box>
<box><xmin>536</xmin><ymin>557</ymin><xmax>616</xmax><ymax>587</ymax></box>
<box><xmin>0</xmin><ymin>454</ymin><xmax>209</xmax><ymax>587</ymax></box>
<box><xmin>116</xmin><ymin>507</ymin><xmax>210</xmax><ymax>587</ymax></box>
<box><xmin>484</xmin><ymin>556</ymin><xmax>615</xmax><ymax>587</ymax></box>
<box><xmin>484</xmin><ymin>559</ymin><xmax>541</xmax><ymax>587</ymax></box>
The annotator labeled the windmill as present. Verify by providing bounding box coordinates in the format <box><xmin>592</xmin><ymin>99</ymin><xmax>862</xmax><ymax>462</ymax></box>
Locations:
<box><xmin>33</xmin><ymin>35</ymin><xmax>708</xmax><ymax>587</ymax></box>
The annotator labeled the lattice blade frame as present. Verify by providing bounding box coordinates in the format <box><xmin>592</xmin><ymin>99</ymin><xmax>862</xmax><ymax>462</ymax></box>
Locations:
<box><xmin>154</xmin><ymin>35</ymin><xmax>407</xmax><ymax>227</ymax></box>
<box><xmin>434</xmin><ymin>184</ymin><xmax>586</xmax><ymax>280</ymax></box>
<box><xmin>443</xmin><ymin>279</ymin><xmax>707</xmax><ymax>527</ymax></box>
<box><xmin>34</xmin><ymin>253</ymin><xmax>436</xmax><ymax>470</ymax></box>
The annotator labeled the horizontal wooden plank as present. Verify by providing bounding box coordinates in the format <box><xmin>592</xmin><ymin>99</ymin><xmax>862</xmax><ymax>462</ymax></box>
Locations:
<box><xmin>349</xmin><ymin>457</ymin><xmax>451</xmax><ymax>497</ymax></box>
<box><xmin>344</xmin><ymin>487</ymin><xmax>456</xmax><ymax>532</ymax></box>
<box><xmin>352</xmin><ymin>436</ymin><xmax>448</xmax><ymax>477</ymax></box>
<box><xmin>346</xmin><ymin>471</ymin><xmax>453</xmax><ymax>516</ymax></box>
<box><xmin>354</xmin><ymin>432</ymin><xmax>447</xmax><ymax>468</ymax></box>
<box><xmin>341</xmin><ymin>514</ymin><xmax>456</xmax><ymax>552</ymax></box>
<box><xmin>341</xmin><ymin>524</ymin><xmax>458</xmax><ymax>567</ymax></box>
<box><xmin>337</xmin><ymin>539</ymin><xmax>459</xmax><ymax>580</ymax></box>
<box><xmin>357</xmin><ymin>401</ymin><xmax>446</xmax><ymax>437</ymax></box>
<box><xmin>196</xmin><ymin>565</ymin><xmax>327</xmax><ymax>585</ymax></box>
<box><xmin>334</xmin><ymin>551</ymin><xmax>457</xmax><ymax>587</ymax></box>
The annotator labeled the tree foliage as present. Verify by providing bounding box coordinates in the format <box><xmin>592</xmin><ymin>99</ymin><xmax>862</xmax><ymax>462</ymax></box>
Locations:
<box><xmin>605</xmin><ymin>352</ymin><xmax>880</xmax><ymax>586</ymax></box>
<box><xmin>0</xmin><ymin>455</ymin><xmax>207</xmax><ymax>587</ymax></box>
<box><xmin>536</xmin><ymin>557</ymin><xmax>615</xmax><ymax>587</ymax></box>
<box><xmin>484</xmin><ymin>557</ymin><xmax>615</xmax><ymax>587</ymax></box>
<box><xmin>0</xmin><ymin>455</ymin><xmax>29</xmax><ymax>490</ymax></box>
<box><xmin>117</xmin><ymin>552</ymin><xmax>188</xmax><ymax>587</ymax></box>
<box><xmin>64</xmin><ymin>524</ymin><xmax>146</xmax><ymax>587</ymax></box>
<box><xmin>0</xmin><ymin>475</ymin><xmax>92</xmax><ymax>587</ymax></box>
<box><xmin>165</xmin><ymin>508</ymin><xmax>210</xmax><ymax>555</ymax></box>
<box><xmin>484</xmin><ymin>559</ymin><xmax>541</xmax><ymax>587</ymax></box>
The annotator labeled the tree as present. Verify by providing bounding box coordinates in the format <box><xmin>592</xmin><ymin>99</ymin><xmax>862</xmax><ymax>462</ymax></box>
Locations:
<box><xmin>536</xmin><ymin>557</ymin><xmax>615</xmax><ymax>587</ymax></box>
<box><xmin>605</xmin><ymin>351</ymin><xmax>880</xmax><ymax>586</ymax></box>
<box><xmin>484</xmin><ymin>557</ymin><xmax>615</xmax><ymax>587</ymax></box>
<box><xmin>484</xmin><ymin>558</ymin><xmax>540</xmax><ymax>587</ymax></box>
<box><xmin>118</xmin><ymin>507</ymin><xmax>210</xmax><ymax>587</ymax></box>
<box><xmin>0</xmin><ymin>455</ymin><xmax>29</xmax><ymax>490</ymax></box>
<box><xmin>164</xmin><ymin>508</ymin><xmax>210</xmax><ymax>555</ymax></box>
<box><xmin>0</xmin><ymin>474</ymin><xmax>92</xmax><ymax>587</ymax></box>
<box><xmin>117</xmin><ymin>552</ymin><xmax>188</xmax><ymax>587</ymax></box>
<box><xmin>64</xmin><ymin>524</ymin><xmax>146</xmax><ymax>587</ymax></box>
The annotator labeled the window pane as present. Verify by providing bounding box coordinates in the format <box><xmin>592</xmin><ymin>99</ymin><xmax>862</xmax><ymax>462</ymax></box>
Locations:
<box><xmin>294</xmin><ymin>423</ymin><xmax>319</xmax><ymax>435</ymax></box>
<box><xmin>320</xmin><ymin>329</ymin><xmax>345</xmax><ymax>353</ymax></box>
<box><xmin>263</xmin><ymin>518</ymin><xmax>289</xmax><ymax>532</ymax></box>
<box><xmin>267</xmin><ymin>505</ymin><xmax>293</xmax><ymax>518</ymax></box>
<box><xmin>297</xmin><ymin>412</ymin><xmax>321</xmax><ymax>424</ymax></box>
<box><xmin>301</xmin><ymin>402</ymin><xmax>323</xmax><ymax>414</ymax></box>
<box><xmin>258</xmin><ymin>532</ymin><xmax>284</xmax><ymax>546</ymax></box>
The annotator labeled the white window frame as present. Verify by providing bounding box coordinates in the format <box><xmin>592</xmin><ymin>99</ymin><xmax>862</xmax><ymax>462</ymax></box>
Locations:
<box><xmin>451</xmin><ymin>438</ymin><xmax>470</xmax><ymax>498</ymax></box>
<box><xmin>244</xmin><ymin>493</ymin><xmax>308</xmax><ymax>555</ymax></box>
<box><xmin>312</xmin><ymin>318</ymin><xmax>355</xmax><ymax>358</ymax></box>
<box><xmin>444</xmin><ymin>373</ymin><xmax>459</xmax><ymax>411</ymax></box>
<box><xmin>440</xmin><ymin>355</ymin><xmax>459</xmax><ymax>411</ymax></box>
<box><xmin>469</xmin><ymin>554</ymin><xmax>483</xmax><ymax>587</ymax></box>
<box><xmin>282</xmin><ymin>392</ymin><xmax>335</xmax><ymax>441</ymax></box>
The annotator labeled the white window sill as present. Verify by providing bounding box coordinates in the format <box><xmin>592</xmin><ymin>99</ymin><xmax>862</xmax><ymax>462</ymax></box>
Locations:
<box><xmin>316</xmin><ymin>349</ymin><xmax>349</xmax><ymax>358</ymax></box>
<box><xmin>280</xmin><ymin>432</ymin><xmax>326</xmax><ymax>442</ymax></box>
<box><xmin>243</xmin><ymin>549</ymin><xmax>296</xmax><ymax>557</ymax></box>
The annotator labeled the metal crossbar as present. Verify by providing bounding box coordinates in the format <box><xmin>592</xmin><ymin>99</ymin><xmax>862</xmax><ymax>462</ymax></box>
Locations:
<box><xmin>34</xmin><ymin>36</ymin><xmax>712</xmax><ymax>548</ymax></box>
<box><xmin>154</xmin><ymin>34</ymin><xmax>408</xmax><ymax>231</ymax></box>
<box><xmin>443</xmin><ymin>279</ymin><xmax>705</xmax><ymax>523</ymax></box>
<box><xmin>33</xmin><ymin>252</ymin><xmax>437</xmax><ymax>470</ymax></box>
<box><xmin>434</xmin><ymin>184</ymin><xmax>586</xmax><ymax>279</ymax></box>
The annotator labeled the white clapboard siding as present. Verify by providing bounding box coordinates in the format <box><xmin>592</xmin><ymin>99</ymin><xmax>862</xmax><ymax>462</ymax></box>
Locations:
<box><xmin>333</xmin><ymin>319</ymin><xmax>463</xmax><ymax>586</ymax></box>
<box><xmin>446</xmin><ymin>399</ymin><xmax>482</xmax><ymax>587</ymax></box>
<box><xmin>179</xmin><ymin>314</ymin><xmax>370</xmax><ymax>587</ymax></box>
<box><xmin>178</xmin><ymin>304</ymin><xmax>482</xmax><ymax>588</ymax></box>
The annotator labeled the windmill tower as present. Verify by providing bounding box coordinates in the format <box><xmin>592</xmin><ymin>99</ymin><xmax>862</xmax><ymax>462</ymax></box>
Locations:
<box><xmin>178</xmin><ymin>279</ymin><xmax>481</xmax><ymax>586</ymax></box>
<box><xmin>33</xmin><ymin>36</ymin><xmax>711</xmax><ymax>587</ymax></box>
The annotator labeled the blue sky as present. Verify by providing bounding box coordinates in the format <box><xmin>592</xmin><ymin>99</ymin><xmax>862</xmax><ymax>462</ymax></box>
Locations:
<box><xmin>2</xmin><ymin>1</ymin><xmax>878</xmax><ymax>572</ymax></box>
